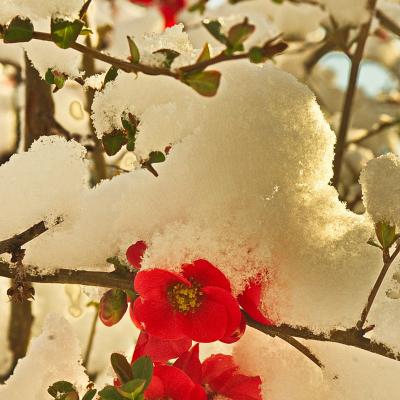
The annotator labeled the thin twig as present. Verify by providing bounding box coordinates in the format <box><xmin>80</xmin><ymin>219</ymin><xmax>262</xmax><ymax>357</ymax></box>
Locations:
<box><xmin>83</xmin><ymin>305</ymin><xmax>99</xmax><ymax>369</ymax></box>
<box><xmin>356</xmin><ymin>243</ymin><xmax>400</xmax><ymax>330</ymax></box>
<box><xmin>331</xmin><ymin>0</ymin><xmax>378</xmax><ymax>188</ymax></box>
<box><xmin>345</xmin><ymin>117</ymin><xmax>400</xmax><ymax>148</ymax></box>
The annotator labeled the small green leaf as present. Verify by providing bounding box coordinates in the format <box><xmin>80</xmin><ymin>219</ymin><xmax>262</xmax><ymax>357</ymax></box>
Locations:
<box><xmin>196</xmin><ymin>43</ymin><xmax>211</xmax><ymax>63</ymax></box>
<box><xmin>148</xmin><ymin>151</ymin><xmax>166</xmax><ymax>164</ymax></box>
<box><xmin>45</xmin><ymin>68</ymin><xmax>55</xmax><ymax>85</ymax></box>
<box><xmin>132</xmin><ymin>356</ymin><xmax>153</xmax><ymax>389</ymax></box>
<box><xmin>3</xmin><ymin>16</ymin><xmax>34</xmax><ymax>43</ymax></box>
<box><xmin>80</xmin><ymin>27</ymin><xmax>93</xmax><ymax>35</ymax></box>
<box><xmin>48</xmin><ymin>381</ymin><xmax>75</xmax><ymax>398</ymax></box>
<box><xmin>99</xmin><ymin>290</ymin><xmax>128</xmax><ymax>326</ymax></box>
<box><xmin>102</xmin><ymin>131</ymin><xmax>127</xmax><ymax>156</ymax></box>
<box><xmin>106</xmin><ymin>256</ymin><xmax>130</xmax><ymax>272</ymax></box>
<box><xmin>127</xmin><ymin>36</ymin><xmax>140</xmax><ymax>63</ymax></box>
<box><xmin>120</xmin><ymin>379</ymin><xmax>146</xmax><ymax>397</ymax></box>
<box><xmin>82</xmin><ymin>389</ymin><xmax>97</xmax><ymax>400</ymax></box>
<box><xmin>375</xmin><ymin>221</ymin><xmax>397</xmax><ymax>250</ymax></box>
<box><xmin>188</xmin><ymin>0</ymin><xmax>207</xmax><ymax>14</ymax></box>
<box><xmin>121</xmin><ymin>114</ymin><xmax>139</xmax><ymax>152</ymax></box>
<box><xmin>367</xmin><ymin>238</ymin><xmax>383</xmax><ymax>250</ymax></box>
<box><xmin>227</xmin><ymin>18</ymin><xmax>255</xmax><ymax>51</ymax></box>
<box><xmin>182</xmin><ymin>70</ymin><xmax>221</xmax><ymax>97</ymax></box>
<box><xmin>63</xmin><ymin>392</ymin><xmax>79</xmax><ymax>400</ymax></box>
<box><xmin>153</xmin><ymin>49</ymin><xmax>180</xmax><ymax>69</ymax></box>
<box><xmin>99</xmin><ymin>386</ymin><xmax>124</xmax><ymax>400</ymax></box>
<box><xmin>104</xmin><ymin>66</ymin><xmax>119</xmax><ymax>85</ymax></box>
<box><xmin>51</xmin><ymin>18</ymin><xmax>84</xmax><ymax>49</ymax></box>
<box><xmin>248</xmin><ymin>47</ymin><xmax>265</xmax><ymax>63</ymax></box>
<box><xmin>111</xmin><ymin>353</ymin><xmax>134</xmax><ymax>384</ymax></box>
<box><xmin>202</xmin><ymin>20</ymin><xmax>227</xmax><ymax>45</ymax></box>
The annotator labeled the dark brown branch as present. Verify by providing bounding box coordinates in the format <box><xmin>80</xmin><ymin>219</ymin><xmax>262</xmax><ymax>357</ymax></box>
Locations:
<box><xmin>0</xmin><ymin>261</ymin><xmax>134</xmax><ymax>290</ymax></box>
<box><xmin>0</xmin><ymin>221</ymin><xmax>47</xmax><ymax>255</ymax></box>
<box><xmin>245</xmin><ymin>315</ymin><xmax>400</xmax><ymax>362</ymax></box>
<box><xmin>376</xmin><ymin>9</ymin><xmax>400</xmax><ymax>37</ymax></box>
<box><xmin>331</xmin><ymin>0</ymin><xmax>378</xmax><ymax>188</ymax></box>
<box><xmin>356</xmin><ymin>243</ymin><xmax>400</xmax><ymax>330</ymax></box>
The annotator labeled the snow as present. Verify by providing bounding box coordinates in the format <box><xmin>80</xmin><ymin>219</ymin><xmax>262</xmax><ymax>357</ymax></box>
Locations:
<box><xmin>0</xmin><ymin>314</ymin><xmax>88</xmax><ymax>399</ymax></box>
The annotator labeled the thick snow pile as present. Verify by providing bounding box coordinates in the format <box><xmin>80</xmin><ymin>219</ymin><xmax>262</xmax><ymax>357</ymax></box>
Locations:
<box><xmin>0</xmin><ymin>314</ymin><xmax>88</xmax><ymax>399</ymax></box>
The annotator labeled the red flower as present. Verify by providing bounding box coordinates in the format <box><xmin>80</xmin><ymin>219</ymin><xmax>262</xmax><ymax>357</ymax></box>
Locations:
<box><xmin>132</xmin><ymin>259</ymin><xmax>242</xmax><ymax>343</ymax></box>
<box><xmin>129</xmin><ymin>0</ymin><xmax>185</xmax><ymax>27</ymax></box>
<box><xmin>237</xmin><ymin>275</ymin><xmax>273</xmax><ymax>326</ymax></box>
<box><xmin>174</xmin><ymin>344</ymin><xmax>263</xmax><ymax>400</ymax></box>
<box><xmin>144</xmin><ymin>364</ymin><xmax>206</xmax><ymax>400</ymax></box>
<box><xmin>131</xmin><ymin>330</ymin><xmax>192</xmax><ymax>363</ymax></box>
<box><xmin>126</xmin><ymin>240</ymin><xmax>147</xmax><ymax>269</ymax></box>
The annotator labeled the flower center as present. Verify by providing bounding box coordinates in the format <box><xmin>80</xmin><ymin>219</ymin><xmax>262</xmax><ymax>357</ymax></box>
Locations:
<box><xmin>168</xmin><ymin>281</ymin><xmax>203</xmax><ymax>313</ymax></box>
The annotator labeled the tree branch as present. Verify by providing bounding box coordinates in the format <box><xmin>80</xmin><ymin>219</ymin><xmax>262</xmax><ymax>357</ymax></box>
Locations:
<box><xmin>0</xmin><ymin>221</ymin><xmax>48</xmax><ymax>255</ymax></box>
<box><xmin>331</xmin><ymin>0</ymin><xmax>378</xmax><ymax>188</ymax></box>
<box><xmin>345</xmin><ymin>117</ymin><xmax>400</xmax><ymax>148</ymax></box>
<box><xmin>356</xmin><ymin>243</ymin><xmax>400</xmax><ymax>330</ymax></box>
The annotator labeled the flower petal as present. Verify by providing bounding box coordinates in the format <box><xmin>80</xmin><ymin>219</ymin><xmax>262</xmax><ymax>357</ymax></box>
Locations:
<box><xmin>151</xmin><ymin>365</ymin><xmax>196</xmax><ymax>400</ymax></box>
<box><xmin>182</xmin><ymin>259</ymin><xmax>231</xmax><ymax>291</ymax></box>
<box><xmin>202</xmin><ymin>354</ymin><xmax>238</xmax><ymax>391</ymax></box>
<box><xmin>203</xmin><ymin>286</ymin><xmax>242</xmax><ymax>339</ymax></box>
<box><xmin>173</xmin><ymin>343</ymin><xmax>202</xmax><ymax>383</ymax></box>
<box><xmin>126</xmin><ymin>240</ymin><xmax>147</xmax><ymax>269</ymax></box>
<box><xmin>132</xmin><ymin>330</ymin><xmax>191</xmax><ymax>363</ymax></box>
<box><xmin>178</xmin><ymin>298</ymin><xmax>228</xmax><ymax>343</ymax></box>
<box><xmin>237</xmin><ymin>278</ymin><xmax>273</xmax><ymax>325</ymax></box>
<box><xmin>132</xmin><ymin>297</ymin><xmax>185</xmax><ymax>339</ymax></box>
<box><xmin>144</xmin><ymin>374</ymin><xmax>164</xmax><ymax>399</ymax></box>
<box><xmin>217</xmin><ymin>374</ymin><xmax>263</xmax><ymax>400</ymax></box>
<box><xmin>220</xmin><ymin>312</ymin><xmax>246</xmax><ymax>344</ymax></box>
<box><xmin>134</xmin><ymin>269</ymin><xmax>189</xmax><ymax>299</ymax></box>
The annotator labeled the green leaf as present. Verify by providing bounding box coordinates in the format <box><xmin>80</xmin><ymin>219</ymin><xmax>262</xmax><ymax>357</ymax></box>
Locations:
<box><xmin>45</xmin><ymin>68</ymin><xmax>55</xmax><ymax>85</ymax></box>
<box><xmin>132</xmin><ymin>356</ymin><xmax>153</xmax><ymax>389</ymax></box>
<box><xmin>48</xmin><ymin>381</ymin><xmax>75</xmax><ymax>398</ymax></box>
<box><xmin>227</xmin><ymin>18</ymin><xmax>255</xmax><ymax>51</ymax></box>
<box><xmin>80</xmin><ymin>27</ymin><xmax>93</xmax><ymax>35</ymax></box>
<box><xmin>104</xmin><ymin>66</ymin><xmax>119</xmax><ymax>85</ymax></box>
<box><xmin>153</xmin><ymin>49</ymin><xmax>180</xmax><ymax>69</ymax></box>
<box><xmin>3</xmin><ymin>16</ymin><xmax>34</xmax><ymax>43</ymax></box>
<box><xmin>51</xmin><ymin>18</ymin><xmax>84</xmax><ymax>49</ymax></box>
<box><xmin>196</xmin><ymin>43</ymin><xmax>211</xmax><ymax>63</ymax></box>
<box><xmin>367</xmin><ymin>238</ymin><xmax>383</xmax><ymax>250</ymax></box>
<box><xmin>99</xmin><ymin>290</ymin><xmax>128</xmax><ymax>326</ymax></box>
<box><xmin>127</xmin><ymin>36</ymin><xmax>140</xmax><ymax>63</ymax></box>
<box><xmin>375</xmin><ymin>221</ymin><xmax>397</xmax><ymax>250</ymax></box>
<box><xmin>119</xmin><ymin>379</ymin><xmax>146</xmax><ymax>397</ymax></box>
<box><xmin>248</xmin><ymin>41</ymin><xmax>288</xmax><ymax>64</ymax></box>
<box><xmin>202</xmin><ymin>20</ymin><xmax>227</xmax><ymax>45</ymax></box>
<box><xmin>121</xmin><ymin>114</ymin><xmax>139</xmax><ymax>152</ymax></box>
<box><xmin>182</xmin><ymin>70</ymin><xmax>221</xmax><ymax>97</ymax></box>
<box><xmin>102</xmin><ymin>131</ymin><xmax>127</xmax><ymax>156</ymax></box>
<box><xmin>99</xmin><ymin>386</ymin><xmax>124</xmax><ymax>400</ymax></box>
<box><xmin>82</xmin><ymin>389</ymin><xmax>97</xmax><ymax>400</ymax></box>
<box><xmin>148</xmin><ymin>151</ymin><xmax>166</xmax><ymax>164</ymax></box>
<box><xmin>248</xmin><ymin>46</ymin><xmax>265</xmax><ymax>63</ymax></box>
<box><xmin>188</xmin><ymin>0</ymin><xmax>207</xmax><ymax>14</ymax></box>
<box><xmin>106</xmin><ymin>256</ymin><xmax>130</xmax><ymax>272</ymax></box>
<box><xmin>62</xmin><ymin>392</ymin><xmax>79</xmax><ymax>400</ymax></box>
<box><xmin>111</xmin><ymin>353</ymin><xmax>133</xmax><ymax>384</ymax></box>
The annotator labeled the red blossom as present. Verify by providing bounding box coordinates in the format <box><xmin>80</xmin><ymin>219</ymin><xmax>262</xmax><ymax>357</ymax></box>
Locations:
<box><xmin>131</xmin><ymin>330</ymin><xmax>192</xmax><ymax>363</ymax></box>
<box><xmin>129</xmin><ymin>0</ymin><xmax>185</xmax><ymax>27</ymax></box>
<box><xmin>144</xmin><ymin>364</ymin><xmax>206</xmax><ymax>400</ymax></box>
<box><xmin>237</xmin><ymin>275</ymin><xmax>273</xmax><ymax>326</ymax></box>
<box><xmin>126</xmin><ymin>240</ymin><xmax>147</xmax><ymax>269</ymax></box>
<box><xmin>132</xmin><ymin>259</ymin><xmax>242</xmax><ymax>343</ymax></box>
<box><xmin>174</xmin><ymin>344</ymin><xmax>263</xmax><ymax>400</ymax></box>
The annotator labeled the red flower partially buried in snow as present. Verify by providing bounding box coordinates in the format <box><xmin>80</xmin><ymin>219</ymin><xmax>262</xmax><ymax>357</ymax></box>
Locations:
<box><xmin>132</xmin><ymin>259</ymin><xmax>242</xmax><ymax>343</ymax></box>
<box><xmin>129</xmin><ymin>0</ymin><xmax>185</xmax><ymax>27</ymax></box>
<box><xmin>174</xmin><ymin>344</ymin><xmax>263</xmax><ymax>400</ymax></box>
